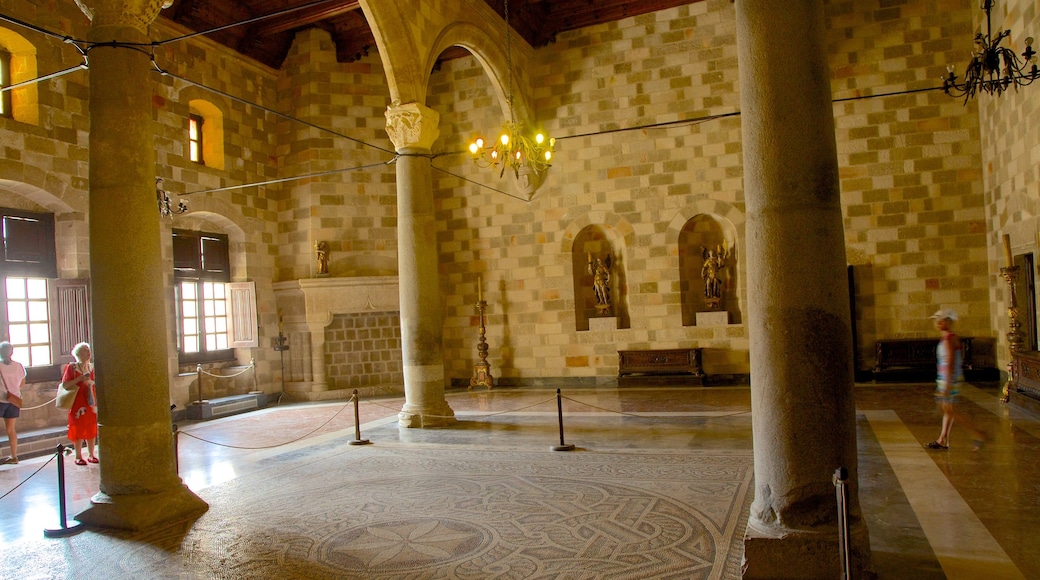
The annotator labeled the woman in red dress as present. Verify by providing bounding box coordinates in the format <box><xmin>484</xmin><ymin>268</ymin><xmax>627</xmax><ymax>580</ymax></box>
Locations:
<box><xmin>61</xmin><ymin>342</ymin><xmax>97</xmax><ymax>465</ymax></box>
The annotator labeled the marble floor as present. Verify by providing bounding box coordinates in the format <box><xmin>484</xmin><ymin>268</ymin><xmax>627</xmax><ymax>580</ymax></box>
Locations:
<box><xmin>0</xmin><ymin>382</ymin><xmax>1037</xmax><ymax>579</ymax></box>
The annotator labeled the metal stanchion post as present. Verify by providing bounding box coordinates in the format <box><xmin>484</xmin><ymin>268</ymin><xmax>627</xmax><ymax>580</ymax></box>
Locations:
<box><xmin>833</xmin><ymin>467</ymin><xmax>851</xmax><ymax>580</ymax></box>
<box><xmin>348</xmin><ymin>389</ymin><xmax>371</xmax><ymax>445</ymax></box>
<box><xmin>44</xmin><ymin>445</ymin><xmax>84</xmax><ymax>538</ymax></box>
<box><xmin>551</xmin><ymin>388</ymin><xmax>575</xmax><ymax>451</ymax></box>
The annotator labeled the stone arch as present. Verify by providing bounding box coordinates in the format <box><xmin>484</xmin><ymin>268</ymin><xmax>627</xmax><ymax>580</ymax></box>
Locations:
<box><xmin>361</xmin><ymin>0</ymin><xmax>536</xmax><ymax>122</ymax></box>
<box><xmin>0</xmin><ymin>26</ymin><xmax>41</xmax><ymax>125</ymax></box>
<box><xmin>425</xmin><ymin>21</ymin><xmax>537</xmax><ymax>127</ymax></box>
<box><xmin>667</xmin><ymin>201</ymin><xmax>745</xmax><ymax>326</ymax></box>
<box><xmin>0</xmin><ymin>178</ymin><xmax>85</xmax><ymax>277</ymax></box>
<box><xmin>0</xmin><ymin>179</ymin><xmax>76</xmax><ymax>215</ymax></box>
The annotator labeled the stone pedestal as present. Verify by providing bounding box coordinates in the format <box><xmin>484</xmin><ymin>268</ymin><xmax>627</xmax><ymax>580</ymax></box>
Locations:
<box><xmin>696</xmin><ymin>311</ymin><xmax>729</xmax><ymax>326</ymax></box>
<box><xmin>589</xmin><ymin>316</ymin><xmax>618</xmax><ymax>332</ymax></box>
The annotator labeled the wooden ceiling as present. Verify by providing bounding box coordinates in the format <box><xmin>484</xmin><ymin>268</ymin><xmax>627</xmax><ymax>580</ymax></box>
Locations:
<box><xmin>161</xmin><ymin>0</ymin><xmax>701</xmax><ymax>70</ymax></box>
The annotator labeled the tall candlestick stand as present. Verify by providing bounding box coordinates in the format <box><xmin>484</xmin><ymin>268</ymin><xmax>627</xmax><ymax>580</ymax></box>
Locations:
<box><xmin>470</xmin><ymin>299</ymin><xmax>494</xmax><ymax>390</ymax></box>
<box><xmin>1001</xmin><ymin>265</ymin><xmax>1023</xmax><ymax>402</ymax></box>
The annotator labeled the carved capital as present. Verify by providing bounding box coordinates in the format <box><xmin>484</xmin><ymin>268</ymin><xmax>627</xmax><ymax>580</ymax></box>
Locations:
<box><xmin>75</xmin><ymin>0</ymin><xmax>172</xmax><ymax>32</ymax></box>
<box><xmin>385</xmin><ymin>102</ymin><xmax>440</xmax><ymax>152</ymax></box>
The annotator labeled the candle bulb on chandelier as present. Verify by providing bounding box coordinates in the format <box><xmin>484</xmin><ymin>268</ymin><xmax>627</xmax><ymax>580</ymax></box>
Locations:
<box><xmin>478</xmin><ymin>276</ymin><xmax>483</xmax><ymax>303</ymax></box>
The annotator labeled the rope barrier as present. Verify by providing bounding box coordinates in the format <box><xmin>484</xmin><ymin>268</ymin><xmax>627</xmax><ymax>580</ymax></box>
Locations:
<box><xmin>178</xmin><ymin>395</ymin><xmax>355</xmax><ymax>450</ymax></box>
<box><xmin>198</xmin><ymin>365</ymin><xmax>255</xmax><ymax>379</ymax></box>
<box><xmin>559</xmin><ymin>395</ymin><xmax>751</xmax><ymax>421</ymax></box>
<box><xmin>17</xmin><ymin>396</ymin><xmax>57</xmax><ymax>411</ymax></box>
<box><xmin>0</xmin><ymin>452</ymin><xmax>57</xmax><ymax>501</ymax></box>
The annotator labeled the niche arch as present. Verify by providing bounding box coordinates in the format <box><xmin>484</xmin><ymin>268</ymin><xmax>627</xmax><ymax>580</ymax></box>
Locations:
<box><xmin>669</xmin><ymin>204</ymin><xmax>743</xmax><ymax>326</ymax></box>
<box><xmin>572</xmin><ymin>225</ymin><xmax>629</xmax><ymax>331</ymax></box>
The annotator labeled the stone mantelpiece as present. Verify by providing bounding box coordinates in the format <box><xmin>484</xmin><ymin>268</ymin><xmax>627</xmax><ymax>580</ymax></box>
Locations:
<box><xmin>273</xmin><ymin>276</ymin><xmax>399</xmax><ymax>399</ymax></box>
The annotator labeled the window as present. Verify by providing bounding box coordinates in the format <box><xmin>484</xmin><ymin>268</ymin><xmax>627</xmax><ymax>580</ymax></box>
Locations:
<box><xmin>0</xmin><ymin>50</ymin><xmax>11</xmax><ymax>118</ymax></box>
<box><xmin>186</xmin><ymin>99</ymin><xmax>225</xmax><ymax>169</ymax></box>
<box><xmin>0</xmin><ymin>208</ymin><xmax>86</xmax><ymax>378</ymax></box>
<box><xmin>174</xmin><ymin>229</ymin><xmax>232</xmax><ymax>363</ymax></box>
<box><xmin>5</xmin><ymin>277</ymin><xmax>50</xmax><ymax>366</ymax></box>
<box><xmin>188</xmin><ymin>113</ymin><xmax>204</xmax><ymax>164</ymax></box>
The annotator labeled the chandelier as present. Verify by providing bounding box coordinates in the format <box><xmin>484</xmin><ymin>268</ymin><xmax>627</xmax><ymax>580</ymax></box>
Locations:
<box><xmin>942</xmin><ymin>0</ymin><xmax>1039</xmax><ymax>103</ymax></box>
<box><xmin>156</xmin><ymin>177</ymin><xmax>188</xmax><ymax>218</ymax></box>
<box><xmin>468</xmin><ymin>0</ymin><xmax>554</xmax><ymax>178</ymax></box>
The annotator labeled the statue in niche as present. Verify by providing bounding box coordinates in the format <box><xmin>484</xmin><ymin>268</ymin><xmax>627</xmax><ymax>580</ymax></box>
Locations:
<box><xmin>701</xmin><ymin>240</ymin><xmax>729</xmax><ymax>310</ymax></box>
<box><xmin>588</xmin><ymin>252</ymin><xmax>612</xmax><ymax>312</ymax></box>
<box><xmin>315</xmin><ymin>241</ymin><xmax>330</xmax><ymax>276</ymax></box>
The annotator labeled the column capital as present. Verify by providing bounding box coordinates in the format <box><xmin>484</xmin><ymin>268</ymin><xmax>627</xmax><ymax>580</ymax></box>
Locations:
<box><xmin>75</xmin><ymin>0</ymin><xmax>172</xmax><ymax>32</ymax></box>
<box><xmin>385</xmin><ymin>102</ymin><xmax>440</xmax><ymax>152</ymax></box>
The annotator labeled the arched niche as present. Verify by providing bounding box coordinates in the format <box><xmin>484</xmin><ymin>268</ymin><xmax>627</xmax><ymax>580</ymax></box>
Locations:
<box><xmin>679</xmin><ymin>215</ymin><xmax>741</xmax><ymax>326</ymax></box>
<box><xmin>572</xmin><ymin>225</ymin><xmax>629</xmax><ymax>331</ymax></box>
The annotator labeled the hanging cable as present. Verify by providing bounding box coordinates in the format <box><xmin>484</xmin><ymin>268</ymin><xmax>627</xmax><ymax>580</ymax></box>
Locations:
<box><xmin>179</xmin><ymin>160</ymin><xmax>396</xmax><ymax>197</ymax></box>
<box><xmin>153</xmin><ymin>65</ymin><xmax>397</xmax><ymax>155</ymax></box>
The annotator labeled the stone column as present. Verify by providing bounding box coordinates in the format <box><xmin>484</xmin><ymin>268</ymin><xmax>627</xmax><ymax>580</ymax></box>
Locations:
<box><xmin>75</xmin><ymin>0</ymin><xmax>207</xmax><ymax>530</ymax></box>
<box><xmin>385</xmin><ymin>102</ymin><xmax>455</xmax><ymax>427</ymax></box>
<box><xmin>736</xmin><ymin>1</ymin><xmax>874</xmax><ymax>578</ymax></box>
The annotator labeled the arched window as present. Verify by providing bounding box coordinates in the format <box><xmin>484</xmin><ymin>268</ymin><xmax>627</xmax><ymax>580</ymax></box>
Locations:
<box><xmin>187</xmin><ymin>99</ymin><xmax>225</xmax><ymax>170</ymax></box>
<box><xmin>0</xmin><ymin>27</ymin><xmax>40</xmax><ymax>125</ymax></box>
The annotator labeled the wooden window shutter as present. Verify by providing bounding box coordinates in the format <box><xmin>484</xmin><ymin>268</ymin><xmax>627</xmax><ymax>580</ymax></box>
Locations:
<box><xmin>172</xmin><ymin>229</ymin><xmax>201</xmax><ymax>275</ymax></box>
<box><xmin>55</xmin><ymin>278</ymin><xmax>91</xmax><ymax>359</ymax></box>
<box><xmin>0</xmin><ymin>210</ymin><xmax>57</xmax><ymax>278</ymax></box>
<box><xmin>227</xmin><ymin>281</ymin><xmax>258</xmax><ymax>348</ymax></box>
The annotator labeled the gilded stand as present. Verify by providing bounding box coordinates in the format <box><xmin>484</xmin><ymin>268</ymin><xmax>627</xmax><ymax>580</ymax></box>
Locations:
<box><xmin>470</xmin><ymin>291</ymin><xmax>494</xmax><ymax>389</ymax></box>
<box><xmin>1000</xmin><ymin>265</ymin><xmax>1024</xmax><ymax>402</ymax></box>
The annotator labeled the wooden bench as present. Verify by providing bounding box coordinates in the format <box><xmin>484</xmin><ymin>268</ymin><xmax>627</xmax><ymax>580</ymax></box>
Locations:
<box><xmin>618</xmin><ymin>348</ymin><xmax>705</xmax><ymax>385</ymax></box>
<box><xmin>873</xmin><ymin>337</ymin><xmax>997</xmax><ymax>382</ymax></box>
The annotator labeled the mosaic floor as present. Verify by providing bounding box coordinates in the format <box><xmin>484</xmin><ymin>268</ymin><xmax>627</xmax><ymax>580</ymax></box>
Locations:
<box><xmin>1</xmin><ymin>383</ymin><xmax>1038</xmax><ymax>579</ymax></box>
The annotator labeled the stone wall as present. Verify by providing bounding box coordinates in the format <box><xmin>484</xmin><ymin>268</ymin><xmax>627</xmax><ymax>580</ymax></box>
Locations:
<box><xmin>324</xmin><ymin>312</ymin><xmax>403</xmax><ymax>392</ymax></box>
<box><xmin>428</xmin><ymin>0</ymin><xmax>990</xmax><ymax>382</ymax></box>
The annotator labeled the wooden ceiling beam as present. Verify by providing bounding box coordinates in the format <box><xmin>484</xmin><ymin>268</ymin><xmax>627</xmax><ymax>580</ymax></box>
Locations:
<box><xmin>252</xmin><ymin>0</ymin><xmax>361</xmax><ymax>36</ymax></box>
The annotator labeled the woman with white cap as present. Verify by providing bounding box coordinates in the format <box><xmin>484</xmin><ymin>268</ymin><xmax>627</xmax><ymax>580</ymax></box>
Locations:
<box><xmin>925</xmin><ymin>308</ymin><xmax>985</xmax><ymax>451</ymax></box>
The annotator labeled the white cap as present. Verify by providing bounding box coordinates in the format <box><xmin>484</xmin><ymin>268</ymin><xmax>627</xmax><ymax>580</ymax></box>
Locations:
<box><xmin>930</xmin><ymin>308</ymin><xmax>958</xmax><ymax>321</ymax></box>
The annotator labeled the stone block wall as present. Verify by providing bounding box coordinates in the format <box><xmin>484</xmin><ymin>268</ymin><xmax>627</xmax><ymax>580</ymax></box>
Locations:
<box><xmin>425</xmin><ymin>0</ymin><xmax>993</xmax><ymax>382</ymax></box>
<box><xmin>977</xmin><ymin>0</ymin><xmax>1040</xmax><ymax>357</ymax></box>
<box><xmin>826</xmin><ymin>0</ymin><xmax>991</xmax><ymax>368</ymax></box>
<box><xmin>276</xmin><ymin>29</ymin><xmax>398</xmax><ymax>282</ymax></box>
<box><xmin>324</xmin><ymin>312</ymin><xmax>403</xmax><ymax>391</ymax></box>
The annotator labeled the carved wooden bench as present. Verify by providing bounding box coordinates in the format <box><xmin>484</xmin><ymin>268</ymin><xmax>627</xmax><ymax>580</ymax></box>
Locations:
<box><xmin>618</xmin><ymin>348</ymin><xmax>705</xmax><ymax>385</ymax></box>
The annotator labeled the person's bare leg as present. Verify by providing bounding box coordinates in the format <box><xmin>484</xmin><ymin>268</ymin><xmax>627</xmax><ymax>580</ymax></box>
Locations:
<box><xmin>3</xmin><ymin>418</ymin><xmax>15</xmax><ymax>460</ymax></box>
<box><xmin>938</xmin><ymin>408</ymin><xmax>954</xmax><ymax>446</ymax></box>
<box><xmin>72</xmin><ymin>439</ymin><xmax>83</xmax><ymax>461</ymax></box>
<box><xmin>87</xmin><ymin>438</ymin><xmax>96</xmax><ymax>460</ymax></box>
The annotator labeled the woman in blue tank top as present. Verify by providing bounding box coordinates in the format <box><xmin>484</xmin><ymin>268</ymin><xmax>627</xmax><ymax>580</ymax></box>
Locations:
<box><xmin>925</xmin><ymin>309</ymin><xmax>985</xmax><ymax>451</ymax></box>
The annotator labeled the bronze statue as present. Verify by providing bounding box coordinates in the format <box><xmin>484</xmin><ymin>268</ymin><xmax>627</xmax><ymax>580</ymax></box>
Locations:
<box><xmin>701</xmin><ymin>240</ymin><xmax>729</xmax><ymax>310</ymax></box>
<box><xmin>588</xmin><ymin>252</ymin><xmax>612</xmax><ymax>311</ymax></box>
<box><xmin>315</xmin><ymin>241</ymin><xmax>330</xmax><ymax>276</ymax></box>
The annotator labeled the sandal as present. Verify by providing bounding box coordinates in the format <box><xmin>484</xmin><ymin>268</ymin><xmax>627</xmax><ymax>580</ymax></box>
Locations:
<box><xmin>87</xmin><ymin>457</ymin><xmax>99</xmax><ymax>464</ymax></box>
<box><xmin>0</xmin><ymin>456</ymin><xmax>17</xmax><ymax>465</ymax></box>
<box><xmin>74</xmin><ymin>458</ymin><xmax>87</xmax><ymax>466</ymax></box>
<box><xmin>924</xmin><ymin>440</ymin><xmax>949</xmax><ymax>450</ymax></box>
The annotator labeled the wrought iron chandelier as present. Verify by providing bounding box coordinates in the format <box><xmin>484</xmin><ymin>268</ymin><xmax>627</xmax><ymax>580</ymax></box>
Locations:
<box><xmin>156</xmin><ymin>177</ymin><xmax>188</xmax><ymax>218</ymax></box>
<box><xmin>468</xmin><ymin>0</ymin><xmax>554</xmax><ymax>178</ymax></box>
<box><xmin>942</xmin><ymin>0</ymin><xmax>1039</xmax><ymax>103</ymax></box>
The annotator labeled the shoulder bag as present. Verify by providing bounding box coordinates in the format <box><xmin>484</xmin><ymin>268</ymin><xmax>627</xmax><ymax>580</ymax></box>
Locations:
<box><xmin>55</xmin><ymin>364</ymin><xmax>79</xmax><ymax>410</ymax></box>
